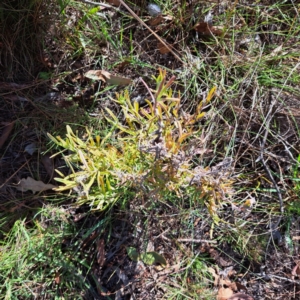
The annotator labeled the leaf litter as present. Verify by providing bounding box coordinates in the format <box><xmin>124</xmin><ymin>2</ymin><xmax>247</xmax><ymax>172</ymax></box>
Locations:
<box><xmin>15</xmin><ymin>177</ymin><xmax>56</xmax><ymax>193</ymax></box>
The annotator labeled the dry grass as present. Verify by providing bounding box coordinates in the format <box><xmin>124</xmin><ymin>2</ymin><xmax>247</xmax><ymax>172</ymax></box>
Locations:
<box><xmin>0</xmin><ymin>0</ymin><xmax>52</xmax><ymax>81</ymax></box>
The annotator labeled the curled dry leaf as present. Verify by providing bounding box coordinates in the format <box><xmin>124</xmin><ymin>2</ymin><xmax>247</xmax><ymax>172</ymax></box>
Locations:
<box><xmin>84</xmin><ymin>70</ymin><xmax>131</xmax><ymax>86</ymax></box>
<box><xmin>84</xmin><ymin>70</ymin><xmax>106</xmax><ymax>81</ymax></box>
<box><xmin>15</xmin><ymin>177</ymin><xmax>56</xmax><ymax>194</ymax></box>
<box><xmin>208</xmin><ymin>267</ymin><xmax>219</xmax><ymax>286</ymax></box>
<box><xmin>217</xmin><ymin>277</ymin><xmax>251</xmax><ymax>300</ymax></box>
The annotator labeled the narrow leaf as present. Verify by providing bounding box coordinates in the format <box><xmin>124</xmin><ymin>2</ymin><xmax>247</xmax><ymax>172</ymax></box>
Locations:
<box><xmin>206</xmin><ymin>86</ymin><xmax>217</xmax><ymax>103</ymax></box>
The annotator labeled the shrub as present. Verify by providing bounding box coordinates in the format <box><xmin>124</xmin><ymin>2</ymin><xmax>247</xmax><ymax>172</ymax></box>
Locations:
<box><xmin>48</xmin><ymin>69</ymin><xmax>234</xmax><ymax>222</ymax></box>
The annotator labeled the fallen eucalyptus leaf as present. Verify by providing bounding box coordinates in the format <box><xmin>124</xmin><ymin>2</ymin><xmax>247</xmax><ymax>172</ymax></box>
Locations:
<box><xmin>15</xmin><ymin>177</ymin><xmax>56</xmax><ymax>194</ymax></box>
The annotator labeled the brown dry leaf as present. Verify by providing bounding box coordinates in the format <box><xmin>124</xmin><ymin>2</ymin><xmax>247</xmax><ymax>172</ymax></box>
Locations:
<box><xmin>231</xmin><ymin>282</ymin><xmax>247</xmax><ymax>292</ymax></box>
<box><xmin>106</xmin><ymin>0</ymin><xmax>120</xmax><ymax>6</ymax></box>
<box><xmin>84</xmin><ymin>70</ymin><xmax>131</xmax><ymax>86</ymax></box>
<box><xmin>229</xmin><ymin>282</ymin><xmax>238</xmax><ymax>292</ymax></box>
<box><xmin>234</xmin><ymin>282</ymin><xmax>247</xmax><ymax>291</ymax></box>
<box><xmin>291</xmin><ymin>261</ymin><xmax>300</xmax><ymax>279</ymax></box>
<box><xmin>96</xmin><ymin>239</ymin><xmax>106</xmax><ymax>267</ymax></box>
<box><xmin>148</xmin><ymin>15</ymin><xmax>164</xmax><ymax>26</ymax></box>
<box><xmin>194</xmin><ymin>22</ymin><xmax>223</xmax><ymax>36</ymax></box>
<box><xmin>194</xmin><ymin>22</ymin><xmax>211</xmax><ymax>34</ymax></box>
<box><xmin>157</xmin><ymin>42</ymin><xmax>172</xmax><ymax>54</ymax></box>
<box><xmin>81</xmin><ymin>231</ymin><xmax>98</xmax><ymax>249</ymax></box>
<box><xmin>54</xmin><ymin>272</ymin><xmax>61</xmax><ymax>284</ymax></box>
<box><xmin>0</xmin><ymin>121</ymin><xmax>15</xmax><ymax>149</ymax></box>
<box><xmin>228</xmin><ymin>293</ymin><xmax>254</xmax><ymax>300</ymax></box>
<box><xmin>15</xmin><ymin>177</ymin><xmax>56</xmax><ymax>193</ymax></box>
<box><xmin>84</xmin><ymin>70</ymin><xmax>106</xmax><ymax>81</ymax></box>
<box><xmin>193</xmin><ymin>217</ymin><xmax>201</xmax><ymax>226</ymax></box>
<box><xmin>220</xmin><ymin>278</ymin><xmax>232</xmax><ymax>287</ymax></box>
<box><xmin>208</xmin><ymin>267</ymin><xmax>219</xmax><ymax>286</ymax></box>
<box><xmin>217</xmin><ymin>287</ymin><xmax>234</xmax><ymax>300</ymax></box>
<box><xmin>209</xmin><ymin>248</ymin><xmax>232</xmax><ymax>267</ymax></box>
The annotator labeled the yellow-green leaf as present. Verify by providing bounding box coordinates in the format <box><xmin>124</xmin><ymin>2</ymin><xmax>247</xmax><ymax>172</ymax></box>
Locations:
<box><xmin>196</xmin><ymin>112</ymin><xmax>206</xmax><ymax>120</ymax></box>
<box><xmin>140</xmin><ymin>251</ymin><xmax>167</xmax><ymax>266</ymax></box>
<box><xmin>206</xmin><ymin>86</ymin><xmax>217</xmax><ymax>103</ymax></box>
<box><xmin>134</xmin><ymin>100</ymin><xmax>139</xmax><ymax>114</ymax></box>
<box><xmin>126</xmin><ymin>247</ymin><xmax>139</xmax><ymax>261</ymax></box>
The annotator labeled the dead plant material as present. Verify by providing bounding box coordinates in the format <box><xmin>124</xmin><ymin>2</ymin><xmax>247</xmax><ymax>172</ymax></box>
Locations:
<box><xmin>117</xmin><ymin>0</ymin><xmax>184</xmax><ymax>64</ymax></box>
<box><xmin>194</xmin><ymin>22</ymin><xmax>223</xmax><ymax>36</ymax></box>
<box><xmin>96</xmin><ymin>238</ymin><xmax>106</xmax><ymax>267</ymax></box>
<box><xmin>15</xmin><ymin>177</ymin><xmax>56</xmax><ymax>193</ymax></box>
<box><xmin>0</xmin><ymin>0</ymin><xmax>49</xmax><ymax>81</ymax></box>
<box><xmin>84</xmin><ymin>70</ymin><xmax>132</xmax><ymax>86</ymax></box>
<box><xmin>0</xmin><ymin>121</ymin><xmax>14</xmax><ymax>149</ymax></box>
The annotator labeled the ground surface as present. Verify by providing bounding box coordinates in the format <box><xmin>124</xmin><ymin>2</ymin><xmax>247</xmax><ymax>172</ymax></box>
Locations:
<box><xmin>1</xmin><ymin>0</ymin><xmax>300</xmax><ymax>299</ymax></box>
